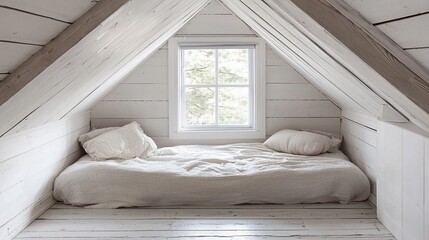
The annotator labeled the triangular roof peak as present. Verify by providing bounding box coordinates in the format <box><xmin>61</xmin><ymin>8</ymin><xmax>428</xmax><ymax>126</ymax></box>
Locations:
<box><xmin>0</xmin><ymin>0</ymin><xmax>428</xmax><ymax>136</ymax></box>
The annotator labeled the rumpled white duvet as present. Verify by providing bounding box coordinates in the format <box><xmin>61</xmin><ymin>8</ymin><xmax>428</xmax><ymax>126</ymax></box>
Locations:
<box><xmin>54</xmin><ymin>143</ymin><xmax>370</xmax><ymax>208</ymax></box>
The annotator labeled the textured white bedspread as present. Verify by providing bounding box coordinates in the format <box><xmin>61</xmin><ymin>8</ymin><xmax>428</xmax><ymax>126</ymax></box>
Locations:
<box><xmin>54</xmin><ymin>143</ymin><xmax>370</xmax><ymax>208</ymax></box>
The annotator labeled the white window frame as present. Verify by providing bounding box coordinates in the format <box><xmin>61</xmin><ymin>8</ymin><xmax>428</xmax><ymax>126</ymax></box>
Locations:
<box><xmin>169</xmin><ymin>37</ymin><xmax>265</xmax><ymax>139</ymax></box>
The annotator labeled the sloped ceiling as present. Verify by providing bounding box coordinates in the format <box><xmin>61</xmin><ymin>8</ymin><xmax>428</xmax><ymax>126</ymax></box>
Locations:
<box><xmin>0</xmin><ymin>0</ymin><xmax>428</xmax><ymax>136</ymax></box>
<box><xmin>0</xmin><ymin>0</ymin><xmax>97</xmax><ymax>81</ymax></box>
<box><xmin>344</xmin><ymin>0</ymin><xmax>429</xmax><ymax>72</ymax></box>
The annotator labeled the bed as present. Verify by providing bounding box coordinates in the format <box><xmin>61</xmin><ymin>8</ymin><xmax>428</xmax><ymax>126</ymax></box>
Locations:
<box><xmin>53</xmin><ymin>143</ymin><xmax>370</xmax><ymax>208</ymax></box>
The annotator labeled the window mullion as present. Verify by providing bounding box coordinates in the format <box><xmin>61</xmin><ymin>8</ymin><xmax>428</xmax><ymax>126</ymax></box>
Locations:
<box><xmin>215</xmin><ymin>49</ymin><xmax>219</xmax><ymax>126</ymax></box>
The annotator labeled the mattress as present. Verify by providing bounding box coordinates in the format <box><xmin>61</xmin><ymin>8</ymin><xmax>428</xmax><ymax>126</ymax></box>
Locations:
<box><xmin>53</xmin><ymin>143</ymin><xmax>370</xmax><ymax>208</ymax></box>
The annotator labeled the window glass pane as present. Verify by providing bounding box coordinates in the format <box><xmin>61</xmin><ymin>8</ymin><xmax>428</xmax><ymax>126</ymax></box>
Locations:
<box><xmin>219</xmin><ymin>87</ymin><xmax>249</xmax><ymax>125</ymax></box>
<box><xmin>184</xmin><ymin>49</ymin><xmax>215</xmax><ymax>85</ymax></box>
<box><xmin>218</xmin><ymin>49</ymin><xmax>249</xmax><ymax>84</ymax></box>
<box><xmin>185</xmin><ymin>87</ymin><xmax>215</xmax><ymax>125</ymax></box>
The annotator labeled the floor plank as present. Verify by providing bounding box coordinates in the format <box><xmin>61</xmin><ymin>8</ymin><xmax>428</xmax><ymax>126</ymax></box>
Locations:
<box><xmin>15</xmin><ymin>202</ymin><xmax>395</xmax><ymax>239</ymax></box>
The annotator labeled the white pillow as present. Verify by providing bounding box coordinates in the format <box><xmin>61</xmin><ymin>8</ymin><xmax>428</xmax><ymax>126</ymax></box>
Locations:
<box><xmin>83</xmin><ymin>122</ymin><xmax>157</xmax><ymax>160</ymax></box>
<box><xmin>301</xmin><ymin>129</ymin><xmax>342</xmax><ymax>153</ymax></box>
<box><xmin>264</xmin><ymin>129</ymin><xmax>331</xmax><ymax>155</ymax></box>
<box><xmin>78</xmin><ymin>127</ymin><xmax>119</xmax><ymax>145</ymax></box>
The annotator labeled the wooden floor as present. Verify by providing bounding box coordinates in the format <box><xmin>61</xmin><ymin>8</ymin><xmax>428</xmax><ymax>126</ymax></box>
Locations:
<box><xmin>15</xmin><ymin>202</ymin><xmax>395</xmax><ymax>239</ymax></box>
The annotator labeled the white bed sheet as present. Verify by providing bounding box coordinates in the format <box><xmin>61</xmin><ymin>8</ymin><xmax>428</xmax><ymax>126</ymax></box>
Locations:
<box><xmin>53</xmin><ymin>143</ymin><xmax>370</xmax><ymax>208</ymax></box>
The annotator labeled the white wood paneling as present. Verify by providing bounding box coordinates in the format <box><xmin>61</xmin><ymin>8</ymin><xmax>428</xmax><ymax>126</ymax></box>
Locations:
<box><xmin>266</xmin><ymin>118</ymin><xmax>340</xmax><ymax>135</ymax></box>
<box><xmin>122</xmin><ymin>65</ymin><xmax>168</xmax><ymax>84</ymax></box>
<box><xmin>91</xmin><ymin>117</ymin><xmax>341</xmax><ymax>140</ymax></box>
<box><xmin>341</xmin><ymin>118</ymin><xmax>376</xmax><ymax>147</ymax></box>
<box><xmin>0</xmin><ymin>112</ymin><xmax>88</xmax><ymax>163</ymax></box>
<box><xmin>377</xmin><ymin>121</ymin><xmax>429</xmax><ymax>240</ymax></box>
<box><xmin>407</xmin><ymin>48</ymin><xmax>429</xmax><ymax>71</ymax></box>
<box><xmin>0</xmin><ymin>112</ymin><xmax>90</xmax><ymax>240</ymax></box>
<box><xmin>342</xmin><ymin>108</ymin><xmax>377</xmax><ymax>130</ymax></box>
<box><xmin>0</xmin><ymin>0</ymin><xmax>211</xmax><ymax>136</ymax></box>
<box><xmin>0</xmin><ymin>7</ymin><xmax>68</xmax><ymax>45</ymax></box>
<box><xmin>0</xmin><ymin>0</ymin><xmax>96</xmax><ymax>22</ymax></box>
<box><xmin>402</xmin><ymin>129</ymin><xmax>425</xmax><ymax>240</ymax></box>
<box><xmin>266</xmin><ymin>84</ymin><xmax>328</xmax><ymax>100</ymax></box>
<box><xmin>91</xmin><ymin>101</ymin><xmax>169</xmax><ymax>119</ymax></box>
<box><xmin>377</xmin><ymin>122</ymin><xmax>403</xmax><ymax>239</ymax></box>
<box><xmin>177</xmin><ymin>15</ymin><xmax>254</xmax><ymax>35</ymax></box>
<box><xmin>266</xmin><ymin>65</ymin><xmax>308</xmax><ymax>83</ymax></box>
<box><xmin>341</xmin><ymin>117</ymin><xmax>377</xmax><ymax>202</ymax></box>
<box><xmin>90</xmin><ymin>1</ymin><xmax>340</xmax><ymax>146</ymax></box>
<box><xmin>103</xmin><ymin>84</ymin><xmax>168</xmax><ymax>101</ymax></box>
<box><xmin>343</xmin><ymin>0</ymin><xmax>429</xmax><ymax>24</ymax></box>
<box><xmin>377</xmin><ymin>14</ymin><xmax>429</xmax><ymax>49</ymax></box>
<box><xmin>0</xmin><ymin>42</ymin><xmax>41</xmax><ymax>73</ymax></box>
<box><xmin>267</xmin><ymin>100</ymin><xmax>340</xmax><ymax>118</ymax></box>
<box><xmin>425</xmin><ymin>138</ymin><xmax>429</xmax><ymax>239</ymax></box>
<box><xmin>198</xmin><ymin>0</ymin><xmax>230</xmax><ymax>15</ymax></box>
<box><xmin>0</xmin><ymin>194</ymin><xmax>54</xmax><ymax>240</ymax></box>
<box><xmin>91</xmin><ymin>118</ymin><xmax>169</xmax><ymax>137</ymax></box>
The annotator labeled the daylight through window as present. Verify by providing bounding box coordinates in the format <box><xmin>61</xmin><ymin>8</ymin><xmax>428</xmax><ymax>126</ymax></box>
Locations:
<box><xmin>169</xmin><ymin>38</ymin><xmax>265</xmax><ymax>139</ymax></box>
<box><xmin>181</xmin><ymin>46</ymin><xmax>253</xmax><ymax>128</ymax></box>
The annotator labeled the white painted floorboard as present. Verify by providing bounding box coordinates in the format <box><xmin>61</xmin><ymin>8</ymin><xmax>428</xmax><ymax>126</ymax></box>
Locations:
<box><xmin>15</xmin><ymin>202</ymin><xmax>395</xmax><ymax>239</ymax></box>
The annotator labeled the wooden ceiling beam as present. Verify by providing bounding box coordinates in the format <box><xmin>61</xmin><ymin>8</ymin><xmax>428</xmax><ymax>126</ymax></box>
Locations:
<box><xmin>285</xmin><ymin>0</ymin><xmax>429</xmax><ymax>130</ymax></box>
<box><xmin>0</xmin><ymin>0</ymin><xmax>129</xmax><ymax>107</ymax></box>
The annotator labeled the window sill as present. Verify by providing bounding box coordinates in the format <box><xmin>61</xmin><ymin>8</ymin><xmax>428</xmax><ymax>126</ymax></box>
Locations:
<box><xmin>169</xmin><ymin>129</ymin><xmax>265</xmax><ymax>140</ymax></box>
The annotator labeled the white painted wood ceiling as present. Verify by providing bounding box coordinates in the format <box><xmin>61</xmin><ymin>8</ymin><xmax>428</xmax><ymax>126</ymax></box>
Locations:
<box><xmin>0</xmin><ymin>0</ymin><xmax>428</xmax><ymax>134</ymax></box>
<box><xmin>0</xmin><ymin>0</ymin><xmax>96</xmax><ymax>81</ymax></box>
<box><xmin>344</xmin><ymin>0</ymin><xmax>429</xmax><ymax>72</ymax></box>
<box><xmin>1</xmin><ymin>0</ymin><xmax>428</xmax><ymax>79</ymax></box>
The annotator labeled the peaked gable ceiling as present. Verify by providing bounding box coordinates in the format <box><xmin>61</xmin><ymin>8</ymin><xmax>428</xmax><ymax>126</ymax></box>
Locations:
<box><xmin>0</xmin><ymin>0</ymin><xmax>428</xmax><ymax>136</ymax></box>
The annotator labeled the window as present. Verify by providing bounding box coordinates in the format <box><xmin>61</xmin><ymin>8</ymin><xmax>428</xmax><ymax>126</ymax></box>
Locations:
<box><xmin>169</xmin><ymin>38</ymin><xmax>265</xmax><ymax>139</ymax></box>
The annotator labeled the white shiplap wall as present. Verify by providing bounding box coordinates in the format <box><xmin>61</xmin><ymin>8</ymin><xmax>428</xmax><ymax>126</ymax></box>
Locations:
<box><xmin>0</xmin><ymin>112</ymin><xmax>89</xmax><ymax>240</ymax></box>
<box><xmin>90</xmin><ymin>0</ymin><xmax>340</xmax><ymax>147</ymax></box>
<box><xmin>377</xmin><ymin>121</ymin><xmax>429</xmax><ymax>240</ymax></box>
<box><xmin>341</xmin><ymin>109</ymin><xmax>378</xmax><ymax>206</ymax></box>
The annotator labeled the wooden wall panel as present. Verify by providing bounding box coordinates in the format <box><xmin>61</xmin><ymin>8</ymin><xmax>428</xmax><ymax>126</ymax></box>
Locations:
<box><xmin>103</xmin><ymin>84</ymin><xmax>168</xmax><ymax>101</ymax></box>
<box><xmin>0</xmin><ymin>7</ymin><xmax>68</xmax><ymax>45</ymax></box>
<box><xmin>402</xmin><ymin>129</ymin><xmax>425</xmax><ymax>240</ymax></box>
<box><xmin>341</xmin><ymin>116</ymin><xmax>377</xmax><ymax>204</ymax></box>
<box><xmin>377</xmin><ymin>121</ymin><xmax>403</xmax><ymax>239</ymax></box>
<box><xmin>0</xmin><ymin>112</ymin><xmax>90</xmax><ymax>240</ymax></box>
<box><xmin>90</xmin><ymin>1</ymin><xmax>341</xmax><ymax>146</ymax></box>
<box><xmin>176</xmin><ymin>15</ymin><xmax>254</xmax><ymax>35</ymax></box>
<box><xmin>377</xmin><ymin>14</ymin><xmax>429</xmax><ymax>49</ymax></box>
<box><xmin>425</xmin><ymin>139</ymin><xmax>429</xmax><ymax>239</ymax></box>
<box><xmin>0</xmin><ymin>0</ymin><xmax>96</xmax><ymax>22</ymax></box>
<box><xmin>0</xmin><ymin>42</ymin><xmax>41</xmax><ymax>73</ymax></box>
<box><xmin>266</xmin><ymin>84</ymin><xmax>327</xmax><ymax>100</ymax></box>
<box><xmin>91</xmin><ymin>102</ymin><xmax>169</xmax><ymax>119</ymax></box>
<box><xmin>343</xmin><ymin>0</ymin><xmax>429</xmax><ymax>24</ymax></box>
<box><xmin>377</xmin><ymin>121</ymin><xmax>429</xmax><ymax>240</ymax></box>
<box><xmin>407</xmin><ymin>48</ymin><xmax>429</xmax><ymax>70</ymax></box>
<box><xmin>122</xmin><ymin>65</ymin><xmax>168</xmax><ymax>84</ymax></box>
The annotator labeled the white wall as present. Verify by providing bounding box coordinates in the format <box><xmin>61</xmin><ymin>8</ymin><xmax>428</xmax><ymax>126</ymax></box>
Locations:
<box><xmin>377</xmin><ymin>121</ymin><xmax>429</xmax><ymax>240</ymax></box>
<box><xmin>341</xmin><ymin>109</ymin><xmax>378</xmax><ymax>206</ymax></box>
<box><xmin>90</xmin><ymin>0</ymin><xmax>340</xmax><ymax>147</ymax></box>
<box><xmin>0</xmin><ymin>112</ymin><xmax>89</xmax><ymax>240</ymax></box>
<box><xmin>341</xmin><ymin>109</ymin><xmax>429</xmax><ymax>240</ymax></box>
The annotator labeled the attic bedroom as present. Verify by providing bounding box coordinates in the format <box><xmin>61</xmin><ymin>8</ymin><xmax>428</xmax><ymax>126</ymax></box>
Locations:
<box><xmin>0</xmin><ymin>0</ymin><xmax>428</xmax><ymax>239</ymax></box>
